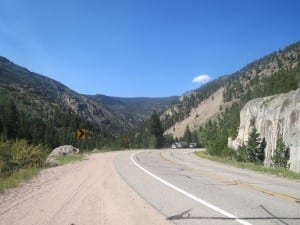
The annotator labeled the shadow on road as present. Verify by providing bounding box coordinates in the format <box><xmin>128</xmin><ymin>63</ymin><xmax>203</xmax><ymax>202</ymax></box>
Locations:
<box><xmin>167</xmin><ymin>206</ymin><xmax>299</xmax><ymax>225</ymax></box>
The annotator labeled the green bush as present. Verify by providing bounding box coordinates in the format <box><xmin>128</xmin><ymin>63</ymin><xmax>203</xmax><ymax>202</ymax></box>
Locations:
<box><xmin>0</xmin><ymin>139</ymin><xmax>48</xmax><ymax>177</ymax></box>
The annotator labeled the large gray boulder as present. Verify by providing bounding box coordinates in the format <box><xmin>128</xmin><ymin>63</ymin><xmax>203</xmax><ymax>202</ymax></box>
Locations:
<box><xmin>47</xmin><ymin>145</ymin><xmax>80</xmax><ymax>162</ymax></box>
<box><xmin>228</xmin><ymin>89</ymin><xmax>300</xmax><ymax>173</ymax></box>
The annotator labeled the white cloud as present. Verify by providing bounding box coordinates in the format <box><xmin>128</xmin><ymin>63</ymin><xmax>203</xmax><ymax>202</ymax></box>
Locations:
<box><xmin>192</xmin><ymin>74</ymin><xmax>212</xmax><ymax>84</ymax></box>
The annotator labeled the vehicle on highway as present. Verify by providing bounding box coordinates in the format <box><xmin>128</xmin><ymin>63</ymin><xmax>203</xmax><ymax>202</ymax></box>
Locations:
<box><xmin>189</xmin><ymin>143</ymin><xmax>197</xmax><ymax>148</ymax></box>
<box><xmin>171</xmin><ymin>141</ymin><xmax>188</xmax><ymax>148</ymax></box>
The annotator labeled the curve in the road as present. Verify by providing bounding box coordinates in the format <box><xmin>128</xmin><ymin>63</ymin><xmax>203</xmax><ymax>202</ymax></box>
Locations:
<box><xmin>161</xmin><ymin>150</ymin><xmax>300</xmax><ymax>204</ymax></box>
<box><xmin>131</xmin><ymin>151</ymin><xmax>252</xmax><ymax>225</ymax></box>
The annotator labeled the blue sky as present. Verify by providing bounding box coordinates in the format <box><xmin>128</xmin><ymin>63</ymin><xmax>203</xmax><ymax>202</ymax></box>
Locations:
<box><xmin>1</xmin><ymin>0</ymin><xmax>300</xmax><ymax>97</ymax></box>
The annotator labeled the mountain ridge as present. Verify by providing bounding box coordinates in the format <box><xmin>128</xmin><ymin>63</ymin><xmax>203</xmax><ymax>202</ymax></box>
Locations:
<box><xmin>161</xmin><ymin>41</ymin><xmax>300</xmax><ymax>138</ymax></box>
<box><xmin>0</xmin><ymin>56</ymin><xmax>178</xmax><ymax>135</ymax></box>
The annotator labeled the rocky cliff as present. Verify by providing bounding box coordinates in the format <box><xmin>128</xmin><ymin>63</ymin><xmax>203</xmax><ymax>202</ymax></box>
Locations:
<box><xmin>228</xmin><ymin>88</ymin><xmax>300</xmax><ymax>173</ymax></box>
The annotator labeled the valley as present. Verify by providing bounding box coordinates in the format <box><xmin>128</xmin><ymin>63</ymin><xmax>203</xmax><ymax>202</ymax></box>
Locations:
<box><xmin>1</xmin><ymin>2</ymin><xmax>300</xmax><ymax>225</ymax></box>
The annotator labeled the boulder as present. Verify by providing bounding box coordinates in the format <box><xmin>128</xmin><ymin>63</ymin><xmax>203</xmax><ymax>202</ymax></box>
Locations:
<box><xmin>228</xmin><ymin>89</ymin><xmax>300</xmax><ymax>173</ymax></box>
<box><xmin>47</xmin><ymin>145</ymin><xmax>80</xmax><ymax>161</ymax></box>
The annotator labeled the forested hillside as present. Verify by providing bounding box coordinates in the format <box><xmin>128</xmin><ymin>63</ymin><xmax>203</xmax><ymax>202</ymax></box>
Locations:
<box><xmin>128</xmin><ymin>41</ymin><xmax>300</xmax><ymax>151</ymax></box>
<box><xmin>0</xmin><ymin>56</ymin><xmax>176</xmax><ymax>151</ymax></box>
<box><xmin>88</xmin><ymin>95</ymin><xmax>177</xmax><ymax>128</ymax></box>
<box><xmin>0</xmin><ymin>56</ymin><xmax>177</xmax><ymax>180</ymax></box>
<box><xmin>162</xmin><ymin>41</ymin><xmax>300</xmax><ymax>157</ymax></box>
<box><xmin>161</xmin><ymin>42</ymin><xmax>300</xmax><ymax>133</ymax></box>
<box><xmin>201</xmin><ymin>42</ymin><xmax>300</xmax><ymax>157</ymax></box>
<box><xmin>161</xmin><ymin>76</ymin><xmax>229</xmax><ymax>130</ymax></box>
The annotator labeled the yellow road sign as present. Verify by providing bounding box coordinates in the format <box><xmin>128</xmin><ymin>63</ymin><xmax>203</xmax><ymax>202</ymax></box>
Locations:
<box><xmin>76</xmin><ymin>129</ymin><xmax>86</xmax><ymax>139</ymax></box>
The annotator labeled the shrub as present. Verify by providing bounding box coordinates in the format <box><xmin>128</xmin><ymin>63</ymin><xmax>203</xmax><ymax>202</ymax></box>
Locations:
<box><xmin>0</xmin><ymin>139</ymin><xmax>48</xmax><ymax>177</ymax></box>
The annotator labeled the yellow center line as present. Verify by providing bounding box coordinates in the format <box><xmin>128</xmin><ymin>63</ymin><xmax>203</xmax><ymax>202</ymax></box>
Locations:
<box><xmin>159</xmin><ymin>151</ymin><xmax>300</xmax><ymax>204</ymax></box>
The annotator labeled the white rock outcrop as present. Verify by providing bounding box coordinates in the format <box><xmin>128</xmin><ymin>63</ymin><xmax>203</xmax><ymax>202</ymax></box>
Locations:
<box><xmin>228</xmin><ymin>89</ymin><xmax>300</xmax><ymax>173</ymax></box>
<box><xmin>47</xmin><ymin>145</ymin><xmax>79</xmax><ymax>160</ymax></box>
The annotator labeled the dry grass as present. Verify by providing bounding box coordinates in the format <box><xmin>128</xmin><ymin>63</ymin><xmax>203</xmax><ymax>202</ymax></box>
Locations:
<box><xmin>195</xmin><ymin>151</ymin><xmax>300</xmax><ymax>180</ymax></box>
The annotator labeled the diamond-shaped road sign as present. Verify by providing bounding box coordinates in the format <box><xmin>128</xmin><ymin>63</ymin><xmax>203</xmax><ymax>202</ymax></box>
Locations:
<box><xmin>76</xmin><ymin>129</ymin><xmax>86</xmax><ymax>139</ymax></box>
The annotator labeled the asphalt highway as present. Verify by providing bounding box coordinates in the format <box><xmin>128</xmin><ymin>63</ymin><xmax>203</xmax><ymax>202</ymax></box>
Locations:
<box><xmin>115</xmin><ymin>149</ymin><xmax>300</xmax><ymax>225</ymax></box>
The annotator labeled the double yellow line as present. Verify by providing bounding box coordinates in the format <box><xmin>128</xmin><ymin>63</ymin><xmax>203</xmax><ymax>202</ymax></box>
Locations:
<box><xmin>159</xmin><ymin>151</ymin><xmax>300</xmax><ymax>204</ymax></box>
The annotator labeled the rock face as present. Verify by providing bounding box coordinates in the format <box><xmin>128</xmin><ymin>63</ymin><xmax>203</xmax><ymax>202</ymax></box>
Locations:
<box><xmin>228</xmin><ymin>89</ymin><xmax>300</xmax><ymax>173</ymax></box>
<box><xmin>47</xmin><ymin>145</ymin><xmax>80</xmax><ymax>160</ymax></box>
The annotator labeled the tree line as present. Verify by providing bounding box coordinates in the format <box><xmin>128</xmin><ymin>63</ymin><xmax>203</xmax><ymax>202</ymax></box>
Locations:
<box><xmin>195</xmin><ymin>64</ymin><xmax>299</xmax><ymax>167</ymax></box>
<box><xmin>0</xmin><ymin>94</ymin><xmax>116</xmax><ymax>150</ymax></box>
<box><xmin>0</xmin><ymin>93</ymin><xmax>119</xmax><ymax>177</ymax></box>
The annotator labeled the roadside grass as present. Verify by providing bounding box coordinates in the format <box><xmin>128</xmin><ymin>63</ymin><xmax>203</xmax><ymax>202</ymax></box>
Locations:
<box><xmin>0</xmin><ymin>154</ymin><xmax>86</xmax><ymax>193</ymax></box>
<box><xmin>89</xmin><ymin>148</ymin><xmax>125</xmax><ymax>154</ymax></box>
<box><xmin>56</xmin><ymin>154</ymin><xmax>86</xmax><ymax>165</ymax></box>
<box><xmin>0</xmin><ymin>167</ymin><xmax>41</xmax><ymax>193</ymax></box>
<box><xmin>194</xmin><ymin>151</ymin><xmax>300</xmax><ymax>180</ymax></box>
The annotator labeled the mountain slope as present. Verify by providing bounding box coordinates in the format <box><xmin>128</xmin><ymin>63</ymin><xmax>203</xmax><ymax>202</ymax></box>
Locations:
<box><xmin>164</xmin><ymin>88</ymin><xmax>224</xmax><ymax>138</ymax></box>
<box><xmin>0</xmin><ymin>56</ymin><xmax>177</xmax><ymax>134</ymax></box>
<box><xmin>162</xmin><ymin>41</ymin><xmax>300</xmax><ymax>138</ymax></box>
<box><xmin>89</xmin><ymin>95</ymin><xmax>177</xmax><ymax>128</ymax></box>
<box><xmin>0</xmin><ymin>56</ymin><xmax>122</xmax><ymax>130</ymax></box>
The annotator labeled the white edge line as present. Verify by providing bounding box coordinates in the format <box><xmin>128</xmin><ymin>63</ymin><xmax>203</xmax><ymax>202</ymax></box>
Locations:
<box><xmin>130</xmin><ymin>151</ymin><xmax>252</xmax><ymax>225</ymax></box>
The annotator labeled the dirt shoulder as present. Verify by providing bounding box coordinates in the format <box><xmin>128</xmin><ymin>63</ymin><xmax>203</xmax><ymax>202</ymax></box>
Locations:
<box><xmin>0</xmin><ymin>152</ymin><xmax>173</xmax><ymax>225</ymax></box>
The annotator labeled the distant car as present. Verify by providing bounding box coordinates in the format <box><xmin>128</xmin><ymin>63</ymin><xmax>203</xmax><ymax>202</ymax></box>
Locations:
<box><xmin>180</xmin><ymin>141</ymin><xmax>188</xmax><ymax>148</ymax></box>
<box><xmin>171</xmin><ymin>143</ymin><xmax>177</xmax><ymax>149</ymax></box>
<box><xmin>171</xmin><ymin>142</ymin><xmax>189</xmax><ymax>149</ymax></box>
<box><xmin>189</xmin><ymin>143</ymin><xmax>197</xmax><ymax>148</ymax></box>
<box><xmin>176</xmin><ymin>142</ymin><xmax>183</xmax><ymax>148</ymax></box>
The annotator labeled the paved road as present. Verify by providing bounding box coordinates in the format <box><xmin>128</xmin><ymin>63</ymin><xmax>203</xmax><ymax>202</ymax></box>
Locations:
<box><xmin>116</xmin><ymin>149</ymin><xmax>300</xmax><ymax>225</ymax></box>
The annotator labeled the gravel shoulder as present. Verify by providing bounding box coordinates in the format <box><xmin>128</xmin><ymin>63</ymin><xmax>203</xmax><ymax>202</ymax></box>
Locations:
<box><xmin>0</xmin><ymin>151</ymin><xmax>173</xmax><ymax>225</ymax></box>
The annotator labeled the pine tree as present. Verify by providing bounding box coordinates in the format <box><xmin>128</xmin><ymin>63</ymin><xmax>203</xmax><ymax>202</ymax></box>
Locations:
<box><xmin>191</xmin><ymin>130</ymin><xmax>199</xmax><ymax>145</ymax></box>
<box><xmin>236</xmin><ymin>145</ymin><xmax>247</xmax><ymax>162</ymax></box>
<box><xmin>272</xmin><ymin>136</ymin><xmax>289</xmax><ymax>168</ymax></box>
<box><xmin>246</xmin><ymin>127</ymin><xmax>260</xmax><ymax>162</ymax></box>
<box><xmin>183</xmin><ymin>126</ymin><xmax>192</xmax><ymax>143</ymax></box>
<box><xmin>150</xmin><ymin>111</ymin><xmax>164</xmax><ymax>148</ymax></box>
<box><xmin>3</xmin><ymin>100</ymin><xmax>18</xmax><ymax>139</ymax></box>
<box><xmin>199</xmin><ymin>120</ymin><xmax>216</xmax><ymax>154</ymax></box>
<box><xmin>257</xmin><ymin>137</ymin><xmax>266</xmax><ymax>163</ymax></box>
